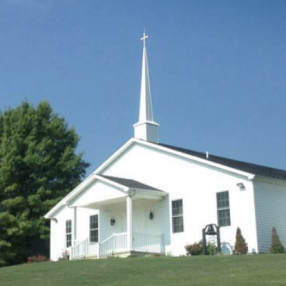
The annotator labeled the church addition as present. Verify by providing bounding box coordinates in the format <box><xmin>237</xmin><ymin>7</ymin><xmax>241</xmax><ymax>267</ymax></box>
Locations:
<box><xmin>45</xmin><ymin>33</ymin><xmax>286</xmax><ymax>260</ymax></box>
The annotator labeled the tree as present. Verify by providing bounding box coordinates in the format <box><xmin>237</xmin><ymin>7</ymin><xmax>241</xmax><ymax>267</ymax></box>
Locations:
<box><xmin>0</xmin><ymin>101</ymin><xmax>89</xmax><ymax>265</ymax></box>
<box><xmin>234</xmin><ymin>227</ymin><xmax>248</xmax><ymax>254</ymax></box>
<box><xmin>269</xmin><ymin>227</ymin><xmax>285</xmax><ymax>254</ymax></box>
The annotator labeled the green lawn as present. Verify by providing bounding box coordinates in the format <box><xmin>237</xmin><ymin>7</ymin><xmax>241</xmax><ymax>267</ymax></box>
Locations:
<box><xmin>0</xmin><ymin>255</ymin><xmax>285</xmax><ymax>286</ymax></box>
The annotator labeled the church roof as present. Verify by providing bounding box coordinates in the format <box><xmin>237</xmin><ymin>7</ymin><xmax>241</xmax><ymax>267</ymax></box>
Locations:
<box><xmin>158</xmin><ymin>143</ymin><xmax>286</xmax><ymax>181</ymax></box>
<box><xmin>100</xmin><ymin>175</ymin><xmax>163</xmax><ymax>192</ymax></box>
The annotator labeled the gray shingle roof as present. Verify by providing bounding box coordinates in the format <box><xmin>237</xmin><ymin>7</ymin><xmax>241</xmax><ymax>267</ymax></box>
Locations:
<box><xmin>100</xmin><ymin>175</ymin><xmax>162</xmax><ymax>191</ymax></box>
<box><xmin>158</xmin><ymin>143</ymin><xmax>286</xmax><ymax>181</ymax></box>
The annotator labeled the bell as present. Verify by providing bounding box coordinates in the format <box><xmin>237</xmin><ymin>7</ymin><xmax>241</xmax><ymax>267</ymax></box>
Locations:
<box><xmin>206</xmin><ymin>224</ymin><xmax>216</xmax><ymax>235</ymax></box>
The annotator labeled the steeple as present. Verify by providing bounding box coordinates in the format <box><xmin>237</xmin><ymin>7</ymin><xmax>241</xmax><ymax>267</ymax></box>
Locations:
<box><xmin>133</xmin><ymin>32</ymin><xmax>159</xmax><ymax>143</ymax></box>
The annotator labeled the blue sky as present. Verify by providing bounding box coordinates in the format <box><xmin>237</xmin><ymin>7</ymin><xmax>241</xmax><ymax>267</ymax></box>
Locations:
<box><xmin>0</xmin><ymin>0</ymin><xmax>286</xmax><ymax>174</ymax></box>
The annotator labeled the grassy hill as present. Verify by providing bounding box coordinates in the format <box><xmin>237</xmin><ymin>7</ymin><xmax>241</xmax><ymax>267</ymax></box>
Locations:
<box><xmin>0</xmin><ymin>254</ymin><xmax>285</xmax><ymax>286</ymax></box>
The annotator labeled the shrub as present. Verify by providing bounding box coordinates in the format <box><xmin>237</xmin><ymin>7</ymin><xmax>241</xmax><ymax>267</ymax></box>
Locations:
<box><xmin>206</xmin><ymin>240</ymin><xmax>218</xmax><ymax>255</ymax></box>
<box><xmin>0</xmin><ymin>258</ymin><xmax>6</xmax><ymax>268</ymax></box>
<box><xmin>269</xmin><ymin>227</ymin><xmax>285</xmax><ymax>254</ymax></box>
<box><xmin>27</xmin><ymin>255</ymin><xmax>49</xmax><ymax>263</ymax></box>
<box><xmin>234</xmin><ymin>227</ymin><xmax>248</xmax><ymax>254</ymax></box>
<box><xmin>185</xmin><ymin>241</ymin><xmax>203</xmax><ymax>256</ymax></box>
<box><xmin>58</xmin><ymin>249</ymin><xmax>70</xmax><ymax>261</ymax></box>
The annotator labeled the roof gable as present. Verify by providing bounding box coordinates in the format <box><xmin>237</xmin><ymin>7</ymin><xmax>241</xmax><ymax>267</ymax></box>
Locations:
<box><xmin>96</xmin><ymin>138</ymin><xmax>254</xmax><ymax>180</ymax></box>
<box><xmin>94</xmin><ymin>138</ymin><xmax>286</xmax><ymax>181</ymax></box>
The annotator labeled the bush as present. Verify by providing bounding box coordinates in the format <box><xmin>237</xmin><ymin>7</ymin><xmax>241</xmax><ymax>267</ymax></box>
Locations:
<box><xmin>58</xmin><ymin>249</ymin><xmax>70</xmax><ymax>261</ymax></box>
<box><xmin>234</xmin><ymin>227</ymin><xmax>248</xmax><ymax>254</ymax></box>
<box><xmin>269</xmin><ymin>227</ymin><xmax>285</xmax><ymax>254</ymax></box>
<box><xmin>185</xmin><ymin>241</ymin><xmax>203</xmax><ymax>256</ymax></box>
<box><xmin>0</xmin><ymin>259</ymin><xmax>6</xmax><ymax>268</ymax></box>
<box><xmin>27</xmin><ymin>255</ymin><xmax>49</xmax><ymax>263</ymax></box>
<box><xmin>206</xmin><ymin>240</ymin><xmax>218</xmax><ymax>255</ymax></box>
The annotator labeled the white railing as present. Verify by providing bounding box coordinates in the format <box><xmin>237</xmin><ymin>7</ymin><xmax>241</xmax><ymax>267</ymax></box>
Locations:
<box><xmin>133</xmin><ymin>232</ymin><xmax>164</xmax><ymax>254</ymax></box>
<box><xmin>71</xmin><ymin>238</ymin><xmax>99</xmax><ymax>260</ymax></box>
<box><xmin>71</xmin><ymin>232</ymin><xmax>164</xmax><ymax>260</ymax></box>
<box><xmin>71</xmin><ymin>238</ymin><xmax>89</xmax><ymax>260</ymax></box>
<box><xmin>99</xmin><ymin>232</ymin><xmax>127</xmax><ymax>258</ymax></box>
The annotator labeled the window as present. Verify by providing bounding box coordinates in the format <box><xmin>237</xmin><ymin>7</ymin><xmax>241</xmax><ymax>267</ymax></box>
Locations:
<box><xmin>90</xmin><ymin>214</ymin><xmax>98</xmax><ymax>243</ymax></box>
<box><xmin>172</xmin><ymin>199</ymin><xmax>184</xmax><ymax>233</ymax></box>
<box><xmin>66</xmin><ymin>220</ymin><xmax>72</xmax><ymax>247</ymax></box>
<box><xmin>217</xmin><ymin>191</ymin><xmax>231</xmax><ymax>226</ymax></box>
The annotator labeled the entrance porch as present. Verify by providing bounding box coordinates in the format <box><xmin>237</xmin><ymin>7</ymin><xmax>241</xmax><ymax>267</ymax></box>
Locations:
<box><xmin>69</xmin><ymin>175</ymin><xmax>168</xmax><ymax>260</ymax></box>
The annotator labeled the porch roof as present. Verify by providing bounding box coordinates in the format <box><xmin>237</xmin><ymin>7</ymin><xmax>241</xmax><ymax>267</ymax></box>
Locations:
<box><xmin>99</xmin><ymin>175</ymin><xmax>163</xmax><ymax>192</ymax></box>
<box><xmin>45</xmin><ymin>172</ymin><xmax>167</xmax><ymax>218</ymax></box>
<box><xmin>73</xmin><ymin>174</ymin><xmax>167</xmax><ymax>209</ymax></box>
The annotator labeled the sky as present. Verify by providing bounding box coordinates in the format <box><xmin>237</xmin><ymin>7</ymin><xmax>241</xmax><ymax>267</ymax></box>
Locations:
<box><xmin>0</xmin><ymin>0</ymin><xmax>286</xmax><ymax>175</ymax></box>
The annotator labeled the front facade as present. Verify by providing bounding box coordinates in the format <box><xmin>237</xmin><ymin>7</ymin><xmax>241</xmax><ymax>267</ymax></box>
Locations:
<box><xmin>45</xmin><ymin>34</ymin><xmax>286</xmax><ymax>260</ymax></box>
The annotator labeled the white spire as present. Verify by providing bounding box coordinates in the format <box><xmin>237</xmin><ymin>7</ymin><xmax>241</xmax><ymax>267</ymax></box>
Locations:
<box><xmin>138</xmin><ymin>32</ymin><xmax>153</xmax><ymax>122</ymax></box>
<box><xmin>134</xmin><ymin>32</ymin><xmax>159</xmax><ymax>143</ymax></box>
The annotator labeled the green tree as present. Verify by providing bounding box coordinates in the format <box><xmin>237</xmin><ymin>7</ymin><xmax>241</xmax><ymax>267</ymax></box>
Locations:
<box><xmin>0</xmin><ymin>101</ymin><xmax>89</xmax><ymax>265</ymax></box>
<box><xmin>269</xmin><ymin>227</ymin><xmax>285</xmax><ymax>254</ymax></box>
<box><xmin>234</xmin><ymin>227</ymin><xmax>248</xmax><ymax>254</ymax></box>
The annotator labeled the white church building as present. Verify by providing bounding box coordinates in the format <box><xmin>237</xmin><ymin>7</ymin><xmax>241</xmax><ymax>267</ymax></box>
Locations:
<box><xmin>45</xmin><ymin>34</ymin><xmax>286</xmax><ymax>261</ymax></box>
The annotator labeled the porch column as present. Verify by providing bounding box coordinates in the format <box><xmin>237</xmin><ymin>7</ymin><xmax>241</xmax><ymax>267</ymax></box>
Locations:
<box><xmin>126</xmin><ymin>195</ymin><xmax>133</xmax><ymax>251</ymax></box>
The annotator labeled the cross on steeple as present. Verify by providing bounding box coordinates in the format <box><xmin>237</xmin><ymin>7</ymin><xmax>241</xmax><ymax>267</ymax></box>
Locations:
<box><xmin>140</xmin><ymin>32</ymin><xmax>149</xmax><ymax>48</ymax></box>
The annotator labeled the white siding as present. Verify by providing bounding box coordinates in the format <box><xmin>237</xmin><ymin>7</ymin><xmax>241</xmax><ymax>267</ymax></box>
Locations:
<box><xmin>102</xmin><ymin>143</ymin><xmax>259</xmax><ymax>255</ymax></box>
<box><xmin>132</xmin><ymin>198</ymin><xmax>170</xmax><ymax>243</ymax></box>
<box><xmin>75</xmin><ymin>207</ymin><xmax>99</xmax><ymax>242</ymax></box>
<box><xmin>50</xmin><ymin>206</ymin><xmax>99</xmax><ymax>261</ymax></box>
<box><xmin>49</xmin><ymin>141</ymin><xmax>274</xmax><ymax>258</ymax></box>
<box><xmin>50</xmin><ymin>206</ymin><xmax>73</xmax><ymax>261</ymax></box>
<box><xmin>254</xmin><ymin>178</ymin><xmax>286</xmax><ymax>253</ymax></box>
<box><xmin>98</xmin><ymin>197</ymin><xmax>169</xmax><ymax>246</ymax></box>
<box><xmin>100</xmin><ymin>202</ymin><xmax>126</xmax><ymax>241</ymax></box>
